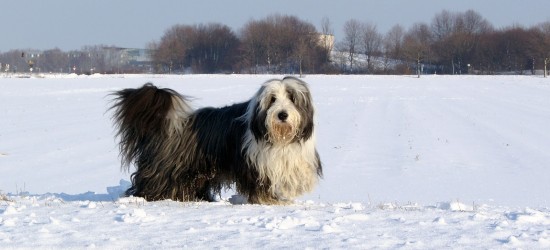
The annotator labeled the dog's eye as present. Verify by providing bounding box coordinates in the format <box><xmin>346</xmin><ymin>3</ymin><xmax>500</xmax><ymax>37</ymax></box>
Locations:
<box><xmin>289</xmin><ymin>93</ymin><xmax>296</xmax><ymax>104</ymax></box>
<box><xmin>270</xmin><ymin>96</ymin><xmax>276</xmax><ymax>104</ymax></box>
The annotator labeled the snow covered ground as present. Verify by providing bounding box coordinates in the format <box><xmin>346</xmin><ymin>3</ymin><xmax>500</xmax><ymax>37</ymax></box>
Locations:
<box><xmin>1</xmin><ymin>74</ymin><xmax>550</xmax><ymax>248</ymax></box>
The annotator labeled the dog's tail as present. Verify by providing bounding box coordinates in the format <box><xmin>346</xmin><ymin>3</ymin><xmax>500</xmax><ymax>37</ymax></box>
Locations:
<box><xmin>110</xmin><ymin>83</ymin><xmax>192</xmax><ymax>170</ymax></box>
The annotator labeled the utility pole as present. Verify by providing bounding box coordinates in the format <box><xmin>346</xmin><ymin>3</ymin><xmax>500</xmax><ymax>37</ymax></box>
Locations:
<box><xmin>545</xmin><ymin>58</ymin><xmax>548</xmax><ymax>78</ymax></box>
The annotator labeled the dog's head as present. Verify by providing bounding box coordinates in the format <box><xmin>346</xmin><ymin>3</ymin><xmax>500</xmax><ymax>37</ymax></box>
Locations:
<box><xmin>248</xmin><ymin>77</ymin><xmax>315</xmax><ymax>145</ymax></box>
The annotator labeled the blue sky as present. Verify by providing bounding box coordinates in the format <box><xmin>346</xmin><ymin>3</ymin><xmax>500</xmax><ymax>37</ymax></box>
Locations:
<box><xmin>2</xmin><ymin>0</ymin><xmax>549</xmax><ymax>51</ymax></box>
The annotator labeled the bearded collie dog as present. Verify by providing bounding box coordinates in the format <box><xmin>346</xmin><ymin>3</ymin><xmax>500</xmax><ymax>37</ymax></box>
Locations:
<box><xmin>110</xmin><ymin>76</ymin><xmax>322</xmax><ymax>204</ymax></box>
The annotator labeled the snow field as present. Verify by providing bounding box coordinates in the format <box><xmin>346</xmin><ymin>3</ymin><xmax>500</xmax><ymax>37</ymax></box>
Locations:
<box><xmin>1</xmin><ymin>74</ymin><xmax>550</xmax><ymax>248</ymax></box>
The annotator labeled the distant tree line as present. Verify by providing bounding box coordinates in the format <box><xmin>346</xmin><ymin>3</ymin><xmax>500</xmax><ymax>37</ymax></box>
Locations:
<box><xmin>0</xmin><ymin>46</ymin><xmax>152</xmax><ymax>74</ymax></box>
<box><xmin>148</xmin><ymin>15</ymin><xmax>331</xmax><ymax>74</ymax></box>
<box><xmin>337</xmin><ymin>10</ymin><xmax>550</xmax><ymax>75</ymax></box>
<box><xmin>1</xmin><ymin>11</ymin><xmax>549</xmax><ymax>75</ymax></box>
<box><xmin>148</xmin><ymin>23</ymin><xmax>240</xmax><ymax>74</ymax></box>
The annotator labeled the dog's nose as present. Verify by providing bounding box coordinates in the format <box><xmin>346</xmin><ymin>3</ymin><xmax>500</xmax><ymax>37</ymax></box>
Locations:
<box><xmin>278</xmin><ymin>111</ymin><xmax>288</xmax><ymax>121</ymax></box>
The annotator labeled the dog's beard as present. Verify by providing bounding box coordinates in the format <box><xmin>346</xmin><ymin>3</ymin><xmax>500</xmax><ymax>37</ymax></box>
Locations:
<box><xmin>266</xmin><ymin>108</ymin><xmax>300</xmax><ymax>145</ymax></box>
<box><xmin>264</xmin><ymin>104</ymin><xmax>301</xmax><ymax>145</ymax></box>
<box><xmin>269</xmin><ymin>121</ymin><xmax>296</xmax><ymax>144</ymax></box>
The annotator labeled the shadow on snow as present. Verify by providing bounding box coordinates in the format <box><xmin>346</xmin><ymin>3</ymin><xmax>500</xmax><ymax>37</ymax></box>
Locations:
<box><xmin>12</xmin><ymin>179</ymin><xmax>131</xmax><ymax>202</ymax></box>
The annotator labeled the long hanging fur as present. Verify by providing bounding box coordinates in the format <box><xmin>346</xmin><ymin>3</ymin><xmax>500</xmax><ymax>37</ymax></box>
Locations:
<box><xmin>110</xmin><ymin>77</ymin><xmax>322</xmax><ymax>204</ymax></box>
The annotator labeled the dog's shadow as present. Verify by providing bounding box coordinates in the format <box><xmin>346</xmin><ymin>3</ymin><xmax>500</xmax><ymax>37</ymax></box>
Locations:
<box><xmin>16</xmin><ymin>179</ymin><xmax>131</xmax><ymax>202</ymax></box>
<box><xmin>21</xmin><ymin>179</ymin><xmax>251</xmax><ymax>204</ymax></box>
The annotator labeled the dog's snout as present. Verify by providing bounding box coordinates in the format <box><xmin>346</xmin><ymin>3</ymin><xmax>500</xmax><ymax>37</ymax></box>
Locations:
<box><xmin>278</xmin><ymin>111</ymin><xmax>289</xmax><ymax>121</ymax></box>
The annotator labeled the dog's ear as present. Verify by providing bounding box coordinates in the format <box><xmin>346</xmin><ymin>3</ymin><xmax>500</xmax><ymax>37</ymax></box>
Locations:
<box><xmin>250</xmin><ymin>102</ymin><xmax>268</xmax><ymax>141</ymax></box>
<box><xmin>294</xmin><ymin>83</ymin><xmax>315</xmax><ymax>142</ymax></box>
<box><xmin>299</xmin><ymin>106</ymin><xmax>314</xmax><ymax>141</ymax></box>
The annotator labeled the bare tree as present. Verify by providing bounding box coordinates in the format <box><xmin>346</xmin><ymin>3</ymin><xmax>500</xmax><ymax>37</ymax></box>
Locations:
<box><xmin>320</xmin><ymin>16</ymin><xmax>334</xmax><ymax>63</ymax></box>
<box><xmin>385</xmin><ymin>24</ymin><xmax>405</xmax><ymax>59</ymax></box>
<box><xmin>458</xmin><ymin>10</ymin><xmax>493</xmax><ymax>35</ymax></box>
<box><xmin>534</xmin><ymin>21</ymin><xmax>550</xmax><ymax>77</ymax></box>
<box><xmin>239</xmin><ymin>20</ymin><xmax>269</xmax><ymax>73</ymax></box>
<box><xmin>431</xmin><ymin>10</ymin><xmax>454</xmax><ymax>41</ymax></box>
<box><xmin>340</xmin><ymin>19</ymin><xmax>362</xmax><ymax>72</ymax></box>
<box><xmin>431</xmin><ymin>9</ymin><xmax>492</xmax><ymax>74</ymax></box>
<box><xmin>498</xmin><ymin>26</ymin><xmax>536</xmax><ymax>74</ymax></box>
<box><xmin>150</xmin><ymin>24</ymin><xmax>192</xmax><ymax>73</ymax></box>
<box><xmin>240</xmin><ymin>14</ymin><xmax>324</xmax><ymax>74</ymax></box>
<box><xmin>150</xmin><ymin>23</ymin><xmax>239</xmax><ymax>73</ymax></box>
<box><xmin>188</xmin><ymin>23</ymin><xmax>239</xmax><ymax>73</ymax></box>
<box><xmin>403</xmin><ymin>23</ymin><xmax>432</xmax><ymax>77</ymax></box>
<box><xmin>360</xmin><ymin>22</ymin><xmax>382</xmax><ymax>73</ymax></box>
<box><xmin>38</xmin><ymin>48</ymin><xmax>68</xmax><ymax>73</ymax></box>
<box><xmin>381</xmin><ymin>24</ymin><xmax>405</xmax><ymax>73</ymax></box>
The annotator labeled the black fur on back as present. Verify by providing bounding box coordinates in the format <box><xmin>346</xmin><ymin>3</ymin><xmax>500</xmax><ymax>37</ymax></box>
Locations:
<box><xmin>110</xmin><ymin>83</ymin><xmax>258</xmax><ymax>201</ymax></box>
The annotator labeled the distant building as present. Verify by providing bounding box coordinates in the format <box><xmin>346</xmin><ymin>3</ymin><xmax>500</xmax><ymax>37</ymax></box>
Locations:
<box><xmin>102</xmin><ymin>47</ymin><xmax>153</xmax><ymax>73</ymax></box>
<box><xmin>318</xmin><ymin>34</ymin><xmax>335</xmax><ymax>53</ymax></box>
<box><xmin>122</xmin><ymin>48</ymin><xmax>152</xmax><ymax>66</ymax></box>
